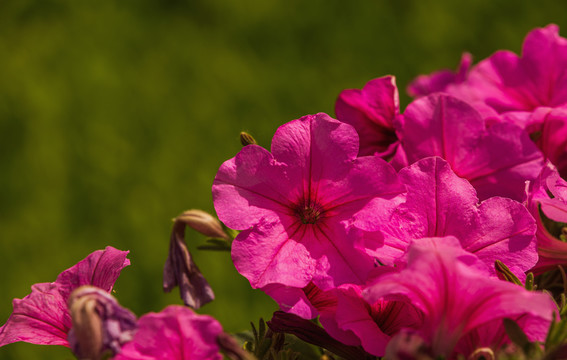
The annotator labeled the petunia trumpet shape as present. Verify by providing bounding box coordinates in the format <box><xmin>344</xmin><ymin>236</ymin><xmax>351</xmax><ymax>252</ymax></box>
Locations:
<box><xmin>334</xmin><ymin>76</ymin><xmax>400</xmax><ymax>157</ymax></box>
<box><xmin>367</xmin><ymin>156</ymin><xmax>538</xmax><ymax>277</ymax></box>
<box><xmin>0</xmin><ymin>246</ymin><xmax>130</xmax><ymax>348</ymax></box>
<box><xmin>114</xmin><ymin>305</ymin><xmax>224</xmax><ymax>360</ymax></box>
<box><xmin>393</xmin><ymin>93</ymin><xmax>544</xmax><ymax>201</ymax></box>
<box><xmin>363</xmin><ymin>237</ymin><xmax>557</xmax><ymax>359</ymax></box>
<box><xmin>317</xmin><ymin>284</ymin><xmax>424</xmax><ymax>357</ymax></box>
<box><xmin>213</xmin><ymin>113</ymin><xmax>405</xmax><ymax>290</ymax></box>
<box><xmin>527</xmin><ymin>163</ymin><xmax>567</xmax><ymax>273</ymax></box>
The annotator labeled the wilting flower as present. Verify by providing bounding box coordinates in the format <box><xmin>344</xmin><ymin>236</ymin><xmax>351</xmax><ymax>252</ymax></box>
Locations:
<box><xmin>67</xmin><ymin>286</ymin><xmax>137</xmax><ymax>360</ymax></box>
<box><xmin>334</xmin><ymin>76</ymin><xmax>400</xmax><ymax>157</ymax></box>
<box><xmin>364</xmin><ymin>237</ymin><xmax>557</xmax><ymax>359</ymax></box>
<box><xmin>0</xmin><ymin>247</ymin><xmax>130</xmax><ymax>348</ymax></box>
<box><xmin>114</xmin><ymin>305</ymin><xmax>224</xmax><ymax>360</ymax></box>
<box><xmin>527</xmin><ymin>163</ymin><xmax>567</xmax><ymax>273</ymax></box>
<box><xmin>407</xmin><ymin>52</ymin><xmax>472</xmax><ymax>98</ymax></box>
<box><xmin>213</xmin><ymin>113</ymin><xmax>405</xmax><ymax>290</ymax></box>
<box><xmin>369</xmin><ymin>156</ymin><xmax>537</xmax><ymax>277</ymax></box>
<box><xmin>163</xmin><ymin>209</ymin><xmax>225</xmax><ymax>309</ymax></box>
<box><xmin>393</xmin><ymin>93</ymin><xmax>544</xmax><ymax>201</ymax></box>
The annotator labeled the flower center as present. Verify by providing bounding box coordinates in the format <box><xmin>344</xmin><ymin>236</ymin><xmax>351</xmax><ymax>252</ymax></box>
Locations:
<box><xmin>295</xmin><ymin>202</ymin><xmax>323</xmax><ymax>224</ymax></box>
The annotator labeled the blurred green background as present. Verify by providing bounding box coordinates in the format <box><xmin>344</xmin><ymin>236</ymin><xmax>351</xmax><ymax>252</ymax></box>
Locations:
<box><xmin>1</xmin><ymin>0</ymin><xmax>566</xmax><ymax>358</ymax></box>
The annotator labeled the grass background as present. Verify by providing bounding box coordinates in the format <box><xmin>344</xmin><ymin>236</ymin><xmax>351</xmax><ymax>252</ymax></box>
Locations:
<box><xmin>0</xmin><ymin>1</ymin><xmax>566</xmax><ymax>358</ymax></box>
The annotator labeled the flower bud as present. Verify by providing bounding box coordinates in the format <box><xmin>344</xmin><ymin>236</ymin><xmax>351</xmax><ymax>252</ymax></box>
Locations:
<box><xmin>68</xmin><ymin>286</ymin><xmax>137</xmax><ymax>360</ymax></box>
<box><xmin>176</xmin><ymin>209</ymin><xmax>230</xmax><ymax>240</ymax></box>
<box><xmin>240</xmin><ymin>131</ymin><xmax>257</xmax><ymax>146</ymax></box>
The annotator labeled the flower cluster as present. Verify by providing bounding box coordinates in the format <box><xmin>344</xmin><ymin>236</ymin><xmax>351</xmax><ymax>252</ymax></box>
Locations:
<box><xmin>213</xmin><ymin>24</ymin><xmax>567</xmax><ymax>359</ymax></box>
<box><xmin>2</xmin><ymin>24</ymin><xmax>567</xmax><ymax>360</ymax></box>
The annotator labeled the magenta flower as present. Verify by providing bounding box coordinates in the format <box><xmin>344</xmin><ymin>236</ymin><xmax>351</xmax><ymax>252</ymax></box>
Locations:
<box><xmin>368</xmin><ymin>156</ymin><xmax>538</xmax><ymax>277</ymax></box>
<box><xmin>213</xmin><ymin>113</ymin><xmax>405</xmax><ymax>290</ymax></box>
<box><xmin>114</xmin><ymin>305</ymin><xmax>223</xmax><ymax>360</ymax></box>
<box><xmin>393</xmin><ymin>93</ymin><xmax>544</xmax><ymax>201</ymax></box>
<box><xmin>364</xmin><ymin>237</ymin><xmax>557</xmax><ymax>359</ymax></box>
<box><xmin>407</xmin><ymin>52</ymin><xmax>472</xmax><ymax>98</ymax></box>
<box><xmin>451</xmin><ymin>24</ymin><xmax>567</xmax><ymax>116</ymax></box>
<box><xmin>527</xmin><ymin>163</ymin><xmax>567</xmax><ymax>273</ymax></box>
<box><xmin>317</xmin><ymin>284</ymin><xmax>423</xmax><ymax>357</ymax></box>
<box><xmin>334</xmin><ymin>76</ymin><xmax>400</xmax><ymax>157</ymax></box>
<box><xmin>0</xmin><ymin>246</ymin><xmax>130</xmax><ymax>348</ymax></box>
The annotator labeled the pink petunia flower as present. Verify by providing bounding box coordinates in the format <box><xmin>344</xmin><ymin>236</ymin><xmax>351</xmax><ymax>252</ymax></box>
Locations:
<box><xmin>436</xmin><ymin>25</ymin><xmax>567</xmax><ymax>175</ymax></box>
<box><xmin>363</xmin><ymin>237</ymin><xmax>558</xmax><ymax>359</ymax></box>
<box><xmin>367</xmin><ymin>156</ymin><xmax>538</xmax><ymax>277</ymax></box>
<box><xmin>334</xmin><ymin>76</ymin><xmax>400</xmax><ymax>158</ymax></box>
<box><xmin>213</xmin><ymin>113</ymin><xmax>405</xmax><ymax>290</ymax></box>
<box><xmin>0</xmin><ymin>246</ymin><xmax>130</xmax><ymax>348</ymax></box>
<box><xmin>527</xmin><ymin>163</ymin><xmax>567</xmax><ymax>273</ymax></box>
<box><xmin>393</xmin><ymin>93</ymin><xmax>544</xmax><ymax>201</ymax></box>
<box><xmin>113</xmin><ymin>305</ymin><xmax>224</xmax><ymax>360</ymax></box>
<box><xmin>407</xmin><ymin>52</ymin><xmax>472</xmax><ymax>98</ymax></box>
<box><xmin>317</xmin><ymin>284</ymin><xmax>423</xmax><ymax>357</ymax></box>
<box><xmin>450</xmin><ymin>25</ymin><xmax>567</xmax><ymax>116</ymax></box>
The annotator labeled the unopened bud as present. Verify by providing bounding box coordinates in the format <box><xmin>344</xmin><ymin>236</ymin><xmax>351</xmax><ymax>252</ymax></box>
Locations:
<box><xmin>240</xmin><ymin>131</ymin><xmax>257</xmax><ymax>146</ymax></box>
<box><xmin>176</xmin><ymin>209</ymin><xmax>230</xmax><ymax>240</ymax></box>
<box><xmin>68</xmin><ymin>286</ymin><xmax>137</xmax><ymax>360</ymax></box>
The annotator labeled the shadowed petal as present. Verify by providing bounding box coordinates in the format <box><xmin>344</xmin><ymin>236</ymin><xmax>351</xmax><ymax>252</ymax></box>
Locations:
<box><xmin>527</xmin><ymin>164</ymin><xmax>567</xmax><ymax>272</ymax></box>
<box><xmin>335</xmin><ymin>76</ymin><xmax>400</xmax><ymax>157</ymax></box>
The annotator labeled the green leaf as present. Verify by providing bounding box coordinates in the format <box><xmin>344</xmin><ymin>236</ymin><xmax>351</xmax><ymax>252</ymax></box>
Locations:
<box><xmin>495</xmin><ymin>260</ymin><xmax>523</xmax><ymax>286</ymax></box>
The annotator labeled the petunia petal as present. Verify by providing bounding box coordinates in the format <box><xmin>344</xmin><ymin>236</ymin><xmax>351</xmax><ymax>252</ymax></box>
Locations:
<box><xmin>114</xmin><ymin>305</ymin><xmax>223</xmax><ymax>360</ymax></box>
<box><xmin>0</xmin><ymin>283</ymin><xmax>70</xmax><ymax>347</ymax></box>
